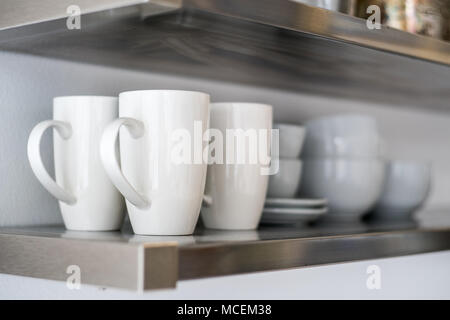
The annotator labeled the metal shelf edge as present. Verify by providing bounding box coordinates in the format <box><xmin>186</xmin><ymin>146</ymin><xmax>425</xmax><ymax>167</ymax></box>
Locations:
<box><xmin>184</xmin><ymin>0</ymin><xmax>450</xmax><ymax>65</ymax></box>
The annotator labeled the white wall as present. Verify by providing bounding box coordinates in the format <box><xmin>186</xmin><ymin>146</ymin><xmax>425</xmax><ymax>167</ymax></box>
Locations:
<box><xmin>1</xmin><ymin>50</ymin><xmax>450</xmax><ymax>226</ymax></box>
<box><xmin>1</xmin><ymin>250</ymin><xmax>450</xmax><ymax>299</ymax></box>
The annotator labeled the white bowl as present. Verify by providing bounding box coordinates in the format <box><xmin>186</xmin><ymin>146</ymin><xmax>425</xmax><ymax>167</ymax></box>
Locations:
<box><xmin>267</xmin><ymin>159</ymin><xmax>302</xmax><ymax>198</ymax></box>
<box><xmin>372</xmin><ymin>161</ymin><xmax>431</xmax><ymax>219</ymax></box>
<box><xmin>302</xmin><ymin>114</ymin><xmax>384</xmax><ymax>158</ymax></box>
<box><xmin>272</xmin><ymin>123</ymin><xmax>306</xmax><ymax>158</ymax></box>
<box><xmin>303</xmin><ymin>134</ymin><xmax>385</xmax><ymax>159</ymax></box>
<box><xmin>300</xmin><ymin>158</ymin><xmax>385</xmax><ymax>220</ymax></box>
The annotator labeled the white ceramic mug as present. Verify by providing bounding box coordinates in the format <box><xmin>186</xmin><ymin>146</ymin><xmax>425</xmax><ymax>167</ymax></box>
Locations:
<box><xmin>201</xmin><ymin>102</ymin><xmax>272</xmax><ymax>230</ymax></box>
<box><xmin>100</xmin><ymin>90</ymin><xmax>210</xmax><ymax>235</ymax></box>
<box><xmin>27</xmin><ymin>96</ymin><xmax>125</xmax><ymax>231</ymax></box>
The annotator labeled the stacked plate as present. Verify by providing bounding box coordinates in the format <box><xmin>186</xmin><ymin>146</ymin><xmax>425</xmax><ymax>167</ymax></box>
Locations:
<box><xmin>263</xmin><ymin>122</ymin><xmax>328</xmax><ymax>225</ymax></box>
<box><xmin>261</xmin><ymin>198</ymin><xmax>328</xmax><ymax>225</ymax></box>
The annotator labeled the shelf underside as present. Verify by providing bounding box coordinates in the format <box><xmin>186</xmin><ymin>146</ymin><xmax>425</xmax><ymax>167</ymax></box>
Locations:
<box><xmin>1</xmin><ymin>212</ymin><xmax>450</xmax><ymax>291</ymax></box>
<box><xmin>0</xmin><ymin>5</ymin><xmax>449</xmax><ymax>111</ymax></box>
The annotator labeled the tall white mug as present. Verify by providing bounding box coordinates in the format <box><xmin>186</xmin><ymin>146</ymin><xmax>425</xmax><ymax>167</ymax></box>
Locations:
<box><xmin>100</xmin><ymin>90</ymin><xmax>210</xmax><ymax>235</ymax></box>
<box><xmin>201</xmin><ymin>102</ymin><xmax>273</xmax><ymax>230</ymax></box>
<box><xmin>27</xmin><ymin>96</ymin><xmax>125</xmax><ymax>231</ymax></box>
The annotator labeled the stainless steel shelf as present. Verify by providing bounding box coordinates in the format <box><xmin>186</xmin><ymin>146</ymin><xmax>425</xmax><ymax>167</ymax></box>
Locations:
<box><xmin>0</xmin><ymin>1</ymin><xmax>449</xmax><ymax>110</ymax></box>
<box><xmin>1</xmin><ymin>212</ymin><xmax>450</xmax><ymax>291</ymax></box>
<box><xmin>0</xmin><ymin>0</ymin><xmax>149</xmax><ymax>30</ymax></box>
<box><xmin>184</xmin><ymin>0</ymin><xmax>450</xmax><ymax>65</ymax></box>
<box><xmin>1</xmin><ymin>0</ymin><xmax>449</xmax><ymax>64</ymax></box>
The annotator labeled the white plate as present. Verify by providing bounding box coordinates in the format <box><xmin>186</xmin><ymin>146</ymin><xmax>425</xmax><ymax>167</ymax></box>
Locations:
<box><xmin>265</xmin><ymin>198</ymin><xmax>327</xmax><ymax>208</ymax></box>
<box><xmin>261</xmin><ymin>207</ymin><xmax>327</xmax><ymax>225</ymax></box>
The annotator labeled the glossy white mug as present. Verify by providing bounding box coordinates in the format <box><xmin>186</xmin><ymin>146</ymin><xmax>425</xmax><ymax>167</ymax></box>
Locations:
<box><xmin>27</xmin><ymin>96</ymin><xmax>125</xmax><ymax>231</ymax></box>
<box><xmin>201</xmin><ymin>102</ymin><xmax>272</xmax><ymax>230</ymax></box>
<box><xmin>100</xmin><ymin>90</ymin><xmax>210</xmax><ymax>235</ymax></box>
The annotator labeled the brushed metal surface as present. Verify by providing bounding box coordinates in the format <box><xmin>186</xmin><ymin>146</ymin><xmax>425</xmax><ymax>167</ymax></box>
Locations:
<box><xmin>0</xmin><ymin>0</ymin><xmax>148</xmax><ymax>30</ymax></box>
<box><xmin>2</xmin><ymin>0</ymin><xmax>449</xmax><ymax>65</ymax></box>
<box><xmin>142</xmin><ymin>244</ymin><xmax>178</xmax><ymax>290</ymax></box>
<box><xmin>0</xmin><ymin>232</ymin><xmax>177</xmax><ymax>290</ymax></box>
<box><xmin>0</xmin><ymin>8</ymin><xmax>449</xmax><ymax>111</ymax></box>
<box><xmin>1</xmin><ymin>213</ymin><xmax>450</xmax><ymax>290</ymax></box>
<box><xmin>184</xmin><ymin>0</ymin><xmax>450</xmax><ymax>64</ymax></box>
<box><xmin>180</xmin><ymin>228</ymin><xmax>450</xmax><ymax>279</ymax></box>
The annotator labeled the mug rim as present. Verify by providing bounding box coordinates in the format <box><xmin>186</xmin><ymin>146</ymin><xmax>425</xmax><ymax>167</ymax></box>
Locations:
<box><xmin>53</xmin><ymin>95</ymin><xmax>117</xmax><ymax>101</ymax></box>
<box><xmin>119</xmin><ymin>90</ymin><xmax>210</xmax><ymax>98</ymax></box>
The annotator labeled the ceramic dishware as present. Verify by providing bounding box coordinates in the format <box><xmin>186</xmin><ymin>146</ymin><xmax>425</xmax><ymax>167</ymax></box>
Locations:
<box><xmin>302</xmin><ymin>114</ymin><xmax>384</xmax><ymax>158</ymax></box>
<box><xmin>261</xmin><ymin>207</ymin><xmax>327</xmax><ymax>225</ymax></box>
<box><xmin>28</xmin><ymin>96</ymin><xmax>125</xmax><ymax>231</ymax></box>
<box><xmin>267</xmin><ymin>159</ymin><xmax>302</xmax><ymax>198</ymax></box>
<box><xmin>201</xmin><ymin>102</ymin><xmax>272</xmax><ymax>230</ymax></box>
<box><xmin>100</xmin><ymin>90</ymin><xmax>210</xmax><ymax>235</ymax></box>
<box><xmin>272</xmin><ymin>123</ymin><xmax>306</xmax><ymax>158</ymax></box>
<box><xmin>300</xmin><ymin>158</ymin><xmax>385</xmax><ymax>220</ymax></box>
<box><xmin>264</xmin><ymin>197</ymin><xmax>327</xmax><ymax>208</ymax></box>
<box><xmin>372</xmin><ymin>160</ymin><xmax>431</xmax><ymax>219</ymax></box>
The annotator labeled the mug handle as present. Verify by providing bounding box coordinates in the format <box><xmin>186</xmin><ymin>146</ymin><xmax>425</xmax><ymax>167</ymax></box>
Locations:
<box><xmin>27</xmin><ymin>120</ymin><xmax>77</xmax><ymax>205</ymax></box>
<box><xmin>100</xmin><ymin>118</ymin><xmax>150</xmax><ymax>209</ymax></box>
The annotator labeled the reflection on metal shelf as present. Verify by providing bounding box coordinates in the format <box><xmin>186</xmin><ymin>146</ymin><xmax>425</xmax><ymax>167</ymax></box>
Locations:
<box><xmin>0</xmin><ymin>0</ymin><xmax>148</xmax><ymax>30</ymax></box>
<box><xmin>181</xmin><ymin>0</ymin><xmax>450</xmax><ymax>64</ymax></box>
<box><xmin>1</xmin><ymin>212</ymin><xmax>450</xmax><ymax>290</ymax></box>
<box><xmin>0</xmin><ymin>7</ymin><xmax>449</xmax><ymax>111</ymax></box>
<box><xmin>0</xmin><ymin>231</ymin><xmax>178</xmax><ymax>290</ymax></box>
<box><xmin>1</xmin><ymin>0</ymin><xmax>449</xmax><ymax>63</ymax></box>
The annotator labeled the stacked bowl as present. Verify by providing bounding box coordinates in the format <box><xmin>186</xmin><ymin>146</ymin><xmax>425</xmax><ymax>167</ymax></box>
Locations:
<box><xmin>263</xmin><ymin>123</ymin><xmax>328</xmax><ymax>225</ymax></box>
<box><xmin>267</xmin><ymin>123</ymin><xmax>306</xmax><ymax>198</ymax></box>
<box><xmin>371</xmin><ymin>160</ymin><xmax>432</xmax><ymax>221</ymax></box>
<box><xmin>300</xmin><ymin>114</ymin><xmax>386</xmax><ymax>222</ymax></box>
